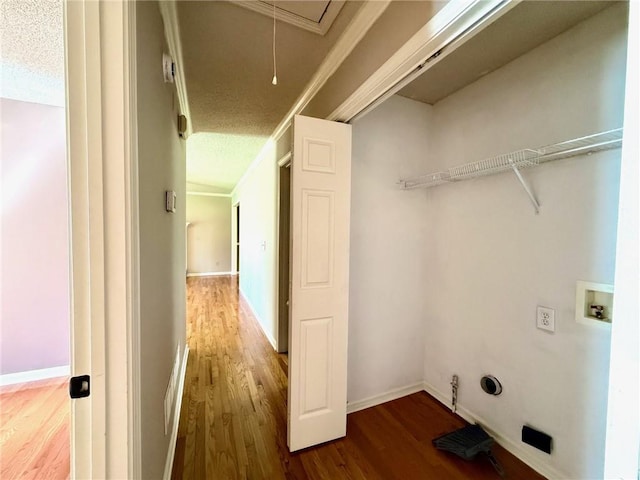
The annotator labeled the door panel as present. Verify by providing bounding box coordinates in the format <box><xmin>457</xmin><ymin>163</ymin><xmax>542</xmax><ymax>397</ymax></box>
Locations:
<box><xmin>288</xmin><ymin>115</ymin><xmax>351</xmax><ymax>452</ymax></box>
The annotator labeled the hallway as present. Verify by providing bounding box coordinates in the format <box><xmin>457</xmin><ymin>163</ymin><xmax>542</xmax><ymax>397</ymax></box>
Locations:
<box><xmin>172</xmin><ymin>276</ymin><xmax>545</xmax><ymax>479</ymax></box>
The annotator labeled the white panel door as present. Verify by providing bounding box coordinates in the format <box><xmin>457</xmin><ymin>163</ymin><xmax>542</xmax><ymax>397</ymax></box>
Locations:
<box><xmin>288</xmin><ymin>114</ymin><xmax>352</xmax><ymax>451</ymax></box>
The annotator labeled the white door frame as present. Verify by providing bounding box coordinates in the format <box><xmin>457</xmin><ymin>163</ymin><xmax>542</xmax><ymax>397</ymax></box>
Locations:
<box><xmin>604</xmin><ymin>1</ymin><xmax>640</xmax><ymax>477</ymax></box>
<box><xmin>275</xmin><ymin>152</ymin><xmax>292</xmax><ymax>354</ymax></box>
<box><xmin>232</xmin><ymin>202</ymin><xmax>240</xmax><ymax>273</ymax></box>
<box><xmin>65</xmin><ymin>1</ymin><xmax>140</xmax><ymax>478</ymax></box>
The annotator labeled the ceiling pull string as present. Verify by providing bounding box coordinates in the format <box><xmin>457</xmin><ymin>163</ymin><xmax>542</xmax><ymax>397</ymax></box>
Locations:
<box><xmin>272</xmin><ymin>1</ymin><xmax>278</xmax><ymax>85</ymax></box>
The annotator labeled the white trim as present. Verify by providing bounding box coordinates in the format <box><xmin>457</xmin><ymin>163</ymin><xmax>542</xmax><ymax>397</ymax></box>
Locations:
<box><xmin>328</xmin><ymin>0</ymin><xmax>519</xmax><ymax>123</ymax></box>
<box><xmin>422</xmin><ymin>381</ymin><xmax>567</xmax><ymax>480</ymax></box>
<box><xmin>346</xmin><ymin>382</ymin><xmax>424</xmax><ymax>414</ymax></box>
<box><xmin>125</xmin><ymin>1</ymin><xmax>142</xmax><ymax>478</ymax></box>
<box><xmin>229</xmin><ymin>0</ymin><xmax>345</xmax><ymax>36</ymax></box>
<box><xmin>605</xmin><ymin>2</ymin><xmax>640</xmax><ymax>475</ymax></box>
<box><xmin>65</xmin><ymin>2</ymin><xmax>107</xmax><ymax>477</ymax></box>
<box><xmin>186</xmin><ymin>271</ymin><xmax>237</xmax><ymax>278</ymax></box>
<box><xmin>274</xmin><ymin>151</ymin><xmax>291</xmax><ymax>354</ymax></box>
<box><xmin>231</xmin><ymin>1</ymin><xmax>390</xmax><ymax>198</ymax></box>
<box><xmin>158</xmin><ymin>1</ymin><xmax>193</xmax><ymax>138</ymax></box>
<box><xmin>240</xmin><ymin>289</ymin><xmax>277</xmax><ymax>350</ymax></box>
<box><xmin>66</xmin><ymin>2</ymin><xmax>138</xmax><ymax>477</ymax></box>
<box><xmin>186</xmin><ymin>191</ymin><xmax>232</xmax><ymax>198</ymax></box>
<box><xmin>277</xmin><ymin>151</ymin><xmax>292</xmax><ymax>168</ymax></box>
<box><xmin>0</xmin><ymin>366</ymin><xmax>71</xmax><ymax>386</ymax></box>
<box><xmin>163</xmin><ymin>346</ymin><xmax>190</xmax><ymax>480</ymax></box>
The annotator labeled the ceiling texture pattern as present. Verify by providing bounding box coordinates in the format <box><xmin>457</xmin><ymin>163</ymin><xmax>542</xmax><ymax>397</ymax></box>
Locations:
<box><xmin>0</xmin><ymin>0</ymin><xmax>64</xmax><ymax>106</ymax></box>
<box><xmin>177</xmin><ymin>0</ymin><xmax>361</xmax><ymax>192</ymax></box>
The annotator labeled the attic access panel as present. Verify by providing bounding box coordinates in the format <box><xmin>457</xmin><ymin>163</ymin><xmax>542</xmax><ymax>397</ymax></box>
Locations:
<box><xmin>230</xmin><ymin>0</ymin><xmax>345</xmax><ymax>35</ymax></box>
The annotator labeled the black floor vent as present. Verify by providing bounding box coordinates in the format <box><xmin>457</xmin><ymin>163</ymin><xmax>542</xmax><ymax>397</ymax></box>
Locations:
<box><xmin>433</xmin><ymin>424</ymin><xmax>504</xmax><ymax>477</ymax></box>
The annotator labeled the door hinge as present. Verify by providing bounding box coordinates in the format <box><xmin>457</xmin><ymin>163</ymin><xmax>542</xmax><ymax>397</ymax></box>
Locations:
<box><xmin>69</xmin><ymin>375</ymin><xmax>90</xmax><ymax>399</ymax></box>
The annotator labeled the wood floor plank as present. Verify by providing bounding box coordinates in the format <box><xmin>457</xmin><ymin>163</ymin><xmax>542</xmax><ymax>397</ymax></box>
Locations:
<box><xmin>172</xmin><ymin>276</ymin><xmax>546</xmax><ymax>480</ymax></box>
<box><xmin>0</xmin><ymin>377</ymin><xmax>69</xmax><ymax>479</ymax></box>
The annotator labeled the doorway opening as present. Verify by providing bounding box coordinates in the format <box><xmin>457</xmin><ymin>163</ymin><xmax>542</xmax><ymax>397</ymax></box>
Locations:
<box><xmin>0</xmin><ymin>0</ymin><xmax>70</xmax><ymax>478</ymax></box>
<box><xmin>277</xmin><ymin>163</ymin><xmax>291</xmax><ymax>354</ymax></box>
<box><xmin>233</xmin><ymin>203</ymin><xmax>241</xmax><ymax>274</ymax></box>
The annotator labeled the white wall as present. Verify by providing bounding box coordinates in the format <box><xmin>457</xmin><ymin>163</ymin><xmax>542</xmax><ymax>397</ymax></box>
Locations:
<box><xmin>351</xmin><ymin>4</ymin><xmax>627</xmax><ymax>479</ymax></box>
<box><xmin>136</xmin><ymin>2</ymin><xmax>186</xmax><ymax>478</ymax></box>
<box><xmin>186</xmin><ymin>194</ymin><xmax>232</xmax><ymax>274</ymax></box>
<box><xmin>231</xmin><ymin>140</ymin><xmax>279</xmax><ymax>346</ymax></box>
<box><xmin>423</xmin><ymin>5</ymin><xmax>626</xmax><ymax>479</ymax></box>
<box><xmin>0</xmin><ymin>98</ymin><xmax>69</xmax><ymax>375</ymax></box>
<box><xmin>349</xmin><ymin>95</ymin><xmax>432</xmax><ymax>402</ymax></box>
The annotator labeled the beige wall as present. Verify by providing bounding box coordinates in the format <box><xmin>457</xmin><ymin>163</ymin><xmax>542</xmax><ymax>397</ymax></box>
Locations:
<box><xmin>186</xmin><ymin>195</ymin><xmax>232</xmax><ymax>274</ymax></box>
<box><xmin>232</xmin><ymin>141</ymin><xmax>278</xmax><ymax>346</ymax></box>
<box><xmin>136</xmin><ymin>2</ymin><xmax>186</xmax><ymax>478</ymax></box>
<box><xmin>349</xmin><ymin>95</ymin><xmax>432</xmax><ymax>403</ymax></box>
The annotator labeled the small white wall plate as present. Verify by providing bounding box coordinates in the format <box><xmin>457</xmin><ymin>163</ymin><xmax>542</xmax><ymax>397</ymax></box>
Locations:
<box><xmin>576</xmin><ymin>280</ymin><xmax>614</xmax><ymax>328</ymax></box>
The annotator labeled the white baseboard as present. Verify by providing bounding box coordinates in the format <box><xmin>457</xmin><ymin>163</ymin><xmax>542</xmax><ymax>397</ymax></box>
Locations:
<box><xmin>163</xmin><ymin>345</ymin><xmax>190</xmax><ymax>480</ymax></box>
<box><xmin>239</xmin><ymin>288</ymin><xmax>277</xmax><ymax>350</ymax></box>
<box><xmin>347</xmin><ymin>382</ymin><xmax>425</xmax><ymax>414</ymax></box>
<box><xmin>422</xmin><ymin>381</ymin><xmax>567</xmax><ymax>480</ymax></box>
<box><xmin>186</xmin><ymin>271</ymin><xmax>236</xmax><ymax>278</ymax></box>
<box><xmin>0</xmin><ymin>365</ymin><xmax>70</xmax><ymax>386</ymax></box>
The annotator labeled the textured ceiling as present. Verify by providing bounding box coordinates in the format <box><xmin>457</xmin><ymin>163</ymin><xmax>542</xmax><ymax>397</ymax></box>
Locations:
<box><xmin>187</xmin><ymin>132</ymin><xmax>269</xmax><ymax>193</ymax></box>
<box><xmin>177</xmin><ymin>0</ymin><xmax>361</xmax><ymax>191</ymax></box>
<box><xmin>0</xmin><ymin>0</ymin><xmax>64</xmax><ymax>106</ymax></box>
<box><xmin>398</xmin><ymin>1</ymin><xmax>613</xmax><ymax>105</ymax></box>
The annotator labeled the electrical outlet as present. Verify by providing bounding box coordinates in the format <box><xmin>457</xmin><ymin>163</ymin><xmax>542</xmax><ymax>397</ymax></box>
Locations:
<box><xmin>536</xmin><ymin>306</ymin><xmax>555</xmax><ymax>332</ymax></box>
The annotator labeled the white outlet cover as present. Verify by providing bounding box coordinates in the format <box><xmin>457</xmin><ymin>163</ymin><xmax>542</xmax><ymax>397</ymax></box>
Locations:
<box><xmin>537</xmin><ymin>306</ymin><xmax>555</xmax><ymax>332</ymax></box>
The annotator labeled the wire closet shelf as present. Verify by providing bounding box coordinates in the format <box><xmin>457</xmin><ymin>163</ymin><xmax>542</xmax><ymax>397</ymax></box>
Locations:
<box><xmin>398</xmin><ymin>128</ymin><xmax>623</xmax><ymax>191</ymax></box>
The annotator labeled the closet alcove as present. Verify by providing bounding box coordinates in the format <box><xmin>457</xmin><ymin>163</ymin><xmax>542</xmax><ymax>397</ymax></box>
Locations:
<box><xmin>347</xmin><ymin>2</ymin><xmax>627</xmax><ymax>479</ymax></box>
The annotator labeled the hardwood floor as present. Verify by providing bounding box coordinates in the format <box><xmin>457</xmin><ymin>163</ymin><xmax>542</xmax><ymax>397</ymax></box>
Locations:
<box><xmin>173</xmin><ymin>276</ymin><xmax>545</xmax><ymax>480</ymax></box>
<box><xmin>0</xmin><ymin>377</ymin><xmax>70</xmax><ymax>479</ymax></box>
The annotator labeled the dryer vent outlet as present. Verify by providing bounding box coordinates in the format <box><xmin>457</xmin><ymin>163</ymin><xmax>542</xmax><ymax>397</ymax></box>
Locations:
<box><xmin>480</xmin><ymin>375</ymin><xmax>502</xmax><ymax>395</ymax></box>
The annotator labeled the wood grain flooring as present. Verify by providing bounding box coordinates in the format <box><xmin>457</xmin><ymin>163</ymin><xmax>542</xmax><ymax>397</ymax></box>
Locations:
<box><xmin>172</xmin><ymin>276</ymin><xmax>545</xmax><ymax>480</ymax></box>
<box><xmin>0</xmin><ymin>377</ymin><xmax>70</xmax><ymax>479</ymax></box>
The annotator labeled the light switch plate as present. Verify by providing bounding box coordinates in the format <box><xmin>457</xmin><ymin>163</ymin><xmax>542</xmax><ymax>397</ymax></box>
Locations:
<box><xmin>537</xmin><ymin>306</ymin><xmax>555</xmax><ymax>332</ymax></box>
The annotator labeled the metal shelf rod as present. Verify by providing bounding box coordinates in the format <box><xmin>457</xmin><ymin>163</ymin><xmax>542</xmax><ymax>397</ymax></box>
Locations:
<box><xmin>398</xmin><ymin>128</ymin><xmax>623</xmax><ymax>213</ymax></box>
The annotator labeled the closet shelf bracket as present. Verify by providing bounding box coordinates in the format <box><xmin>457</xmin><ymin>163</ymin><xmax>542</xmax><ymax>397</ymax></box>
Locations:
<box><xmin>510</xmin><ymin>162</ymin><xmax>540</xmax><ymax>214</ymax></box>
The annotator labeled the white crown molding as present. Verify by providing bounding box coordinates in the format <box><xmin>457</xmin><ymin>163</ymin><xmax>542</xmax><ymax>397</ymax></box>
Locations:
<box><xmin>158</xmin><ymin>1</ymin><xmax>193</xmax><ymax>138</ymax></box>
<box><xmin>229</xmin><ymin>0</ymin><xmax>345</xmax><ymax>36</ymax></box>
<box><xmin>328</xmin><ymin>0</ymin><xmax>520</xmax><ymax>123</ymax></box>
<box><xmin>186</xmin><ymin>191</ymin><xmax>232</xmax><ymax>198</ymax></box>
<box><xmin>231</xmin><ymin>0</ymin><xmax>391</xmax><ymax>198</ymax></box>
